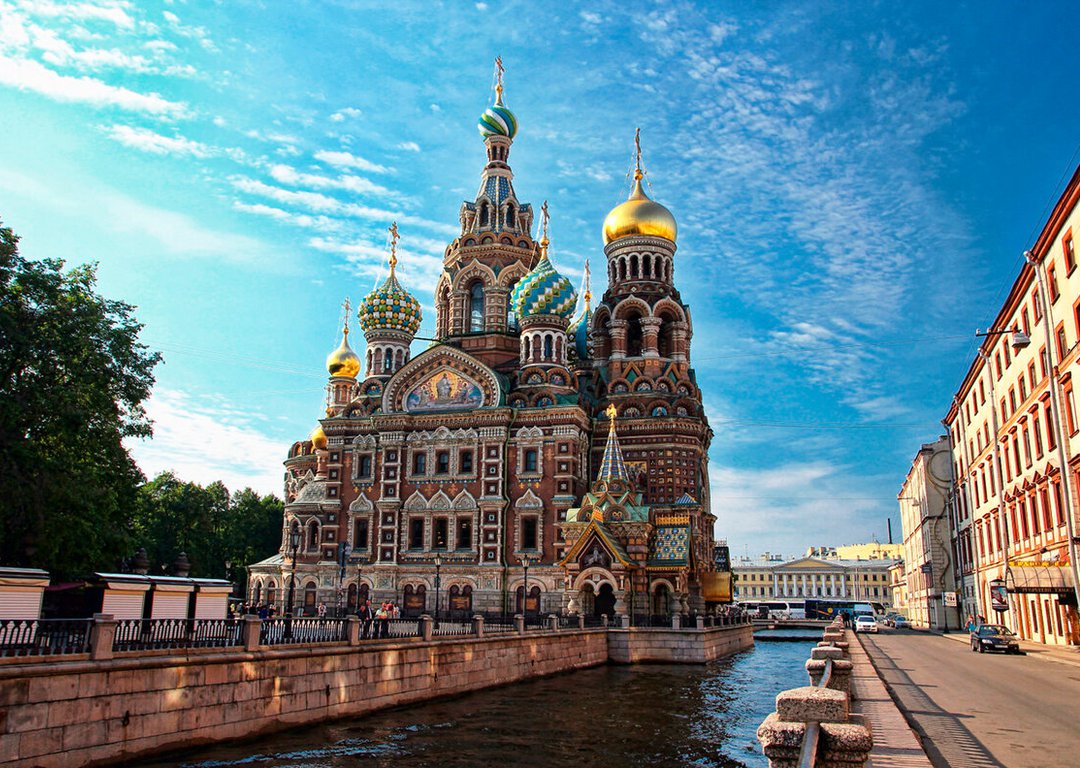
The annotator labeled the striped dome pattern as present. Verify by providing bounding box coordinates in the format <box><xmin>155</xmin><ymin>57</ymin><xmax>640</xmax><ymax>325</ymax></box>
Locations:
<box><xmin>358</xmin><ymin>273</ymin><xmax>422</xmax><ymax>336</ymax></box>
<box><xmin>569</xmin><ymin>304</ymin><xmax>592</xmax><ymax>359</ymax></box>
<box><xmin>478</xmin><ymin>104</ymin><xmax>518</xmax><ymax>139</ymax></box>
<box><xmin>511</xmin><ymin>255</ymin><xmax>578</xmax><ymax>320</ymax></box>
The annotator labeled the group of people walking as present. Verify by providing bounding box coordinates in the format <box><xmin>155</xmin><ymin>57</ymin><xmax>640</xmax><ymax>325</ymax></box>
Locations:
<box><xmin>355</xmin><ymin>599</ymin><xmax>399</xmax><ymax>639</ymax></box>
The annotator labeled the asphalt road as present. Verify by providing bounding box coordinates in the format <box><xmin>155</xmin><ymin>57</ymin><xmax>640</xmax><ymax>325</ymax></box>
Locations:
<box><xmin>860</xmin><ymin>628</ymin><xmax>1080</xmax><ymax>768</ymax></box>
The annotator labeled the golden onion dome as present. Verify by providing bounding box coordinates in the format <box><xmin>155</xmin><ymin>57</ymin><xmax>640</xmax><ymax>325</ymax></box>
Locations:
<box><xmin>309</xmin><ymin>425</ymin><xmax>328</xmax><ymax>451</ymax></box>
<box><xmin>602</xmin><ymin>171</ymin><xmax>677</xmax><ymax>245</ymax></box>
<box><xmin>325</xmin><ymin>327</ymin><xmax>360</xmax><ymax>379</ymax></box>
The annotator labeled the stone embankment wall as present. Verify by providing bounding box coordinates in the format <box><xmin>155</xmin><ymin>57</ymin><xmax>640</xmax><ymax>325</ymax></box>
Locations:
<box><xmin>0</xmin><ymin>630</ymin><xmax>609</xmax><ymax>768</ymax></box>
<box><xmin>608</xmin><ymin>624</ymin><xmax>754</xmax><ymax>663</ymax></box>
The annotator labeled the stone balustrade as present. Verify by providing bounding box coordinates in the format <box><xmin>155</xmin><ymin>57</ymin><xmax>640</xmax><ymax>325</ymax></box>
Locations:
<box><xmin>757</xmin><ymin>618</ymin><xmax>873</xmax><ymax>767</ymax></box>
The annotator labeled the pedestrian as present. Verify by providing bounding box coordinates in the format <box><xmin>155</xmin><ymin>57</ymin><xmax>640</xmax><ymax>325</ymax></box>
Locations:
<box><xmin>318</xmin><ymin>601</ymin><xmax>327</xmax><ymax>622</ymax></box>
<box><xmin>376</xmin><ymin>601</ymin><xmax>390</xmax><ymax>638</ymax></box>
<box><xmin>358</xmin><ymin>599</ymin><xmax>374</xmax><ymax>639</ymax></box>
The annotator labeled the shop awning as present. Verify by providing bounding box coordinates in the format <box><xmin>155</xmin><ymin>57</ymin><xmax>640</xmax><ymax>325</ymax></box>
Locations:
<box><xmin>1007</xmin><ymin>563</ymin><xmax>1076</xmax><ymax>594</ymax></box>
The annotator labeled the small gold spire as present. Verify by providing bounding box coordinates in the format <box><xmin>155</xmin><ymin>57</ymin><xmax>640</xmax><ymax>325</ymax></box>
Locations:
<box><xmin>582</xmin><ymin>259</ymin><xmax>592</xmax><ymax>307</ymax></box>
<box><xmin>633</xmin><ymin>127</ymin><xmax>644</xmax><ymax>181</ymax></box>
<box><xmin>494</xmin><ymin>56</ymin><xmax>505</xmax><ymax>105</ymax></box>
<box><xmin>606</xmin><ymin>403</ymin><xmax>617</xmax><ymax>422</ymax></box>
<box><xmin>539</xmin><ymin>200</ymin><xmax>550</xmax><ymax>252</ymax></box>
<box><xmin>342</xmin><ymin>296</ymin><xmax>351</xmax><ymax>338</ymax></box>
<box><xmin>388</xmin><ymin>221</ymin><xmax>399</xmax><ymax>274</ymax></box>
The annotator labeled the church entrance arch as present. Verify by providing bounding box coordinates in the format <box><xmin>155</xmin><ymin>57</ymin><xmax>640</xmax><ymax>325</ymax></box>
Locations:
<box><xmin>652</xmin><ymin>583</ymin><xmax>672</xmax><ymax>617</ymax></box>
<box><xmin>596</xmin><ymin>583</ymin><xmax>616</xmax><ymax>618</ymax></box>
<box><xmin>579</xmin><ymin>583</ymin><xmax>596</xmax><ymax>616</ymax></box>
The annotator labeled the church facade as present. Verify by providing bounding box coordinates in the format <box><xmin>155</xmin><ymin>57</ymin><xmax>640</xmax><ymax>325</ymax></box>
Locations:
<box><xmin>249</xmin><ymin>70</ymin><xmax>718</xmax><ymax>619</ymax></box>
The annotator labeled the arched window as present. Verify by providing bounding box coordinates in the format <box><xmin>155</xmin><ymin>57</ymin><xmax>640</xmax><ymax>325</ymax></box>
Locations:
<box><xmin>478</xmin><ymin>202</ymin><xmax>490</xmax><ymax>229</ymax></box>
<box><xmin>658</xmin><ymin>314</ymin><xmax>676</xmax><ymax>358</ymax></box>
<box><xmin>307</xmin><ymin>520</ymin><xmax>319</xmax><ymax>550</ymax></box>
<box><xmin>626</xmin><ymin>313</ymin><xmax>644</xmax><ymax>357</ymax></box>
<box><xmin>469</xmin><ymin>282</ymin><xmax>485</xmax><ymax>332</ymax></box>
<box><xmin>267</xmin><ymin>581</ymin><xmax>277</xmax><ymax>608</ymax></box>
<box><xmin>505</xmin><ymin>203</ymin><xmax>515</xmax><ymax>229</ymax></box>
<box><xmin>252</xmin><ymin>581</ymin><xmax>262</xmax><ymax>605</ymax></box>
<box><xmin>543</xmin><ymin>335</ymin><xmax>553</xmax><ymax>360</ymax></box>
<box><xmin>384</xmin><ymin>348</ymin><xmax>393</xmax><ymax>372</ymax></box>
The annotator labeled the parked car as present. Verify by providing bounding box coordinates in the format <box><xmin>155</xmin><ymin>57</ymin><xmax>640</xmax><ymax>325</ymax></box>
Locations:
<box><xmin>854</xmin><ymin>615</ymin><xmax>878</xmax><ymax>633</ymax></box>
<box><xmin>970</xmin><ymin>624</ymin><xmax>1020</xmax><ymax>654</ymax></box>
<box><xmin>882</xmin><ymin>613</ymin><xmax>900</xmax><ymax>627</ymax></box>
<box><xmin>892</xmin><ymin>616</ymin><xmax>911</xmax><ymax>629</ymax></box>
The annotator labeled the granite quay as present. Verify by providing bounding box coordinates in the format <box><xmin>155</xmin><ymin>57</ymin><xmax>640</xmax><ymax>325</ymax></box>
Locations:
<box><xmin>0</xmin><ymin>613</ymin><xmax>753</xmax><ymax>767</ymax></box>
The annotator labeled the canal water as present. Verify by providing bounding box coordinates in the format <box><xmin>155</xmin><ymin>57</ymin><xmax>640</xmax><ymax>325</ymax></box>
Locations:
<box><xmin>143</xmin><ymin>637</ymin><xmax>813</xmax><ymax>768</ymax></box>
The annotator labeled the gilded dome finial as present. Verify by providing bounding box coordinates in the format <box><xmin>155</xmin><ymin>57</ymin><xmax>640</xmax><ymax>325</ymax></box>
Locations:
<box><xmin>326</xmin><ymin>296</ymin><xmax>361</xmax><ymax>378</ymax></box>
<box><xmin>388</xmin><ymin>221</ymin><xmax>399</xmax><ymax>275</ymax></box>
<box><xmin>601</xmin><ymin>129</ymin><xmax>677</xmax><ymax>245</ymax></box>
<box><xmin>582</xmin><ymin>259</ymin><xmax>592</xmax><ymax>308</ymax></box>
<box><xmin>494</xmin><ymin>55</ymin><xmax>505</xmax><ymax>106</ymax></box>
<box><xmin>539</xmin><ymin>200</ymin><xmax>550</xmax><ymax>251</ymax></box>
<box><xmin>633</xmin><ymin>127</ymin><xmax>644</xmax><ymax>182</ymax></box>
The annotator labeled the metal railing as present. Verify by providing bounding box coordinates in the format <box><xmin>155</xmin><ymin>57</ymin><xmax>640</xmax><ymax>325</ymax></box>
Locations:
<box><xmin>260</xmin><ymin>617</ymin><xmax>349</xmax><ymax>646</ymax></box>
<box><xmin>431</xmin><ymin>619</ymin><xmax>473</xmax><ymax>637</ymax></box>
<box><xmin>0</xmin><ymin>618</ymin><xmax>93</xmax><ymax>657</ymax></box>
<box><xmin>112</xmin><ymin>618</ymin><xmax>244</xmax><ymax>652</ymax></box>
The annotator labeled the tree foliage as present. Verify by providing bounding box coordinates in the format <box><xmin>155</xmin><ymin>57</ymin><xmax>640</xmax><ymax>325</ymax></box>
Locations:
<box><xmin>0</xmin><ymin>221</ymin><xmax>161</xmax><ymax>579</ymax></box>
<box><xmin>133</xmin><ymin>472</ymin><xmax>283</xmax><ymax>584</ymax></box>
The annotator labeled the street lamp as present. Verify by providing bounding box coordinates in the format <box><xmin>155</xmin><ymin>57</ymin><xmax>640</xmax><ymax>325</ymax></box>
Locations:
<box><xmin>433</xmin><ymin>553</ymin><xmax>442</xmax><ymax>628</ymax></box>
<box><xmin>285</xmin><ymin>523</ymin><xmax>301</xmax><ymax>639</ymax></box>
<box><xmin>520</xmin><ymin>553</ymin><xmax>533</xmax><ymax>617</ymax></box>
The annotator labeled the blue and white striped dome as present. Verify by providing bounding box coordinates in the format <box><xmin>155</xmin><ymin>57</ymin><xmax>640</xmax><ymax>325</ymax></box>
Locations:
<box><xmin>569</xmin><ymin>304</ymin><xmax>592</xmax><ymax>359</ymax></box>
<box><xmin>478</xmin><ymin>103</ymin><xmax>518</xmax><ymax>140</ymax></box>
<box><xmin>512</xmin><ymin>254</ymin><xmax>577</xmax><ymax>320</ymax></box>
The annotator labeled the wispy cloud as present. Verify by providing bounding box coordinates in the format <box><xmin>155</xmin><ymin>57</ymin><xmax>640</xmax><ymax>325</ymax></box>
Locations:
<box><xmin>104</xmin><ymin>123</ymin><xmax>211</xmax><ymax>156</ymax></box>
<box><xmin>268</xmin><ymin>163</ymin><xmax>396</xmax><ymax>200</ymax></box>
<box><xmin>0</xmin><ymin>54</ymin><xmax>188</xmax><ymax>115</ymax></box>
<box><xmin>314</xmin><ymin>149</ymin><xmax>392</xmax><ymax>175</ymax></box>
<box><xmin>128</xmin><ymin>388</ymin><xmax>284</xmax><ymax>496</ymax></box>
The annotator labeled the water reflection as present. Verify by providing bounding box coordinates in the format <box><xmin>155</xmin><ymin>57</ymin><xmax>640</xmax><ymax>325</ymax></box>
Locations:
<box><xmin>142</xmin><ymin>641</ymin><xmax>814</xmax><ymax>768</ymax></box>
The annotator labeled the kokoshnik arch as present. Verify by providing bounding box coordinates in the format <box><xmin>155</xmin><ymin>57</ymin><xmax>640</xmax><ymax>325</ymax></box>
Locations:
<box><xmin>249</xmin><ymin>62</ymin><xmax>720</xmax><ymax>619</ymax></box>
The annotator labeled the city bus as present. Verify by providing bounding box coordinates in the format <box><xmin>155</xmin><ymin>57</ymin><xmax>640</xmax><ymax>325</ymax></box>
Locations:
<box><xmin>804</xmin><ymin>599</ymin><xmax>887</xmax><ymax>621</ymax></box>
<box><xmin>736</xmin><ymin>600</ymin><xmax>806</xmax><ymax>619</ymax></box>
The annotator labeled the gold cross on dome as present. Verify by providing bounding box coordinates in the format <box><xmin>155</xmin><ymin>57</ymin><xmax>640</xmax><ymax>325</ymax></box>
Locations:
<box><xmin>342</xmin><ymin>296</ymin><xmax>351</xmax><ymax>335</ymax></box>
<box><xmin>634</xmin><ymin>127</ymin><xmax>644</xmax><ymax>180</ymax></box>
<box><xmin>494</xmin><ymin>56</ymin><xmax>505</xmax><ymax>103</ymax></box>
<box><xmin>540</xmin><ymin>200</ymin><xmax>550</xmax><ymax>244</ymax></box>
<box><xmin>388</xmin><ymin>221</ymin><xmax>399</xmax><ymax>272</ymax></box>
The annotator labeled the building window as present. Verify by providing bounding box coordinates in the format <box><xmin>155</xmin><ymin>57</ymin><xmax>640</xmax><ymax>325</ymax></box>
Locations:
<box><xmin>469</xmin><ymin>282</ymin><xmax>485</xmax><ymax>332</ymax></box>
<box><xmin>1065</xmin><ymin>230</ymin><xmax>1076</xmax><ymax>274</ymax></box>
<box><xmin>354</xmin><ymin>518</ymin><xmax>369</xmax><ymax>550</ymax></box>
<box><xmin>433</xmin><ymin>518</ymin><xmax>448</xmax><ymax>549</ymax></box>
<box><xmin>1034</xmin><ymin>416</ymin><xmax>1044</xmax><ymax>457</ymax></box>
<box><xmin>1065</xmin><ymin>383</ymin><xmax>1077</xmax><ymax>435</ymax></box>
<box><xmin>459</xmin><ymin>450</ymin><xmax>474</xmax><ymax>473</ymax></box>
<box><xmin>522</xmin><ymin>516</ymin><xmax>539</xmax><ymax>550</ymax></box>
<box><xmin>1033</xmin><ymin>290</ymin><xmax>1042</xmax><ymax>321</ymax></box>
<box><xmin>1045</xmin><ymin>400</ymin><xmax>1057</xmax><ymax>450</ymax></box>
<box><xmin>358</xmin><ymin>454</ymin><xmax>372</xmax><ymax>478</ymax></box>
<box><xmin>436</xmin><ymin>451</ymin><xmax>450</xmax><ymax>474</ymax></box>
<box><xmin>409</xmin><ymin>518</ymin><xmax>424</xmax><ymax>550</ymax></box>
<box><xmin>457</xmin><ymin>519</ymin><xmax>472</xmax><ymax>550</ymax></box>
<box><xmin>1057</xmin><ymin>324</ymin><xmax>1068</xmax><ymax>360</ymax></box>
<box><xmin>413</xmin><ymin>452</ymin><xmax>427</xmax><ymax>475</ymax></box>
<box><xmin>1049</xmin><ymin>263</ymin><xmax>1060</xmax><ymax>302</ymax></box>
<box><xmin>523</xmin><ymin>448</ymin><xmax>538</xmax><ymax>473</ymax></box>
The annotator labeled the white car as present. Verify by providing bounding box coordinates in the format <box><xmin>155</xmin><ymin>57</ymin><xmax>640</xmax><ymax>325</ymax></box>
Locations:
<box><xmin>854</xmin><ymin>615</ymin><xmax>878</xmax><ymax>633</ymax></box>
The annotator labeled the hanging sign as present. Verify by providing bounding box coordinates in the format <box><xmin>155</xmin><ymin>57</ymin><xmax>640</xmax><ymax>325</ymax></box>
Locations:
<box><xmin>943</xmin><ymin>591</ymin><xmax>958</xmax><ymax>607</ymax></box>
<box><xmin>989</xmin><ymin>578</ymin><xmax>1009</xmax><ymax>612</ymax></box>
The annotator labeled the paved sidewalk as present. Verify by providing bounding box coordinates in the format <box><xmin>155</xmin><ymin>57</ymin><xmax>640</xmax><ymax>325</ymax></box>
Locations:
<box><xmin>848</xmin><ymin>632</ymin><xmax>933</xmax><ymax>768</ymax></box>
<box><xmin>933</xmin><ymin>629</ymin><xmax>1080</xmax><ymax>668</ymax></box>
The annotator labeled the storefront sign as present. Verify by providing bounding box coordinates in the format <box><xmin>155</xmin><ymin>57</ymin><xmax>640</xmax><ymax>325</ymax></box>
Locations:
<box><xmin>943</xmin><ymin>591</ymin><xmax>957</xmax><ymax>607</ymax></box>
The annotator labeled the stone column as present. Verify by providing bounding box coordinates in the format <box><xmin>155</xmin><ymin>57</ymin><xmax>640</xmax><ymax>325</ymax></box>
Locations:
<box><xmin>514</xmin><ymin>614</ymin><xmax>525</xmax><ymax>635</ymax></box>
<box><xmin>472</xmin><ymin>614</ymin><xmax>485</xmax><ymax>638</ymax></box>
<box><xmin>640</xmin><ymin>317</ymin><xmax>662</xmax><ymax>358</ymax></box>
<box><xmin>242</xmin><ymin>615</ymin><xmax>262</xmax><ymax>652</ymax></box>
<box><xmin>347</xmin><ymin>615</ymin><xmax>361</xmax><ymax>646</ymax></box>
<box><xmin>89</xmin><ymin>613</ymin><xmax>118</xmax><ymax>661</ymax></box>
<box><xmin>420</xmin><ymin>615</ymin><xmax>434</xmax><ymax>641</ymax></box>
<box><xmin>757</xmin><ymin>687</ymin><xmax>872</xmax><ymax>768</ymax></box>
<box><xmin>608</xmin><ymin>319</ymin><xmax>627</xmax><ymax>359</ymax></box>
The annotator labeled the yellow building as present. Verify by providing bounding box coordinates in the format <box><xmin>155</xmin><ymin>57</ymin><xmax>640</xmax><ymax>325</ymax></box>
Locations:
<box><xmin>944</xmin><ymin>163</ymin><xmax>1080</xmax><ymax>646</ymax></box>
<box><xmin>732</xmin><ymin>555</ymin><xmax>895</xmax><ymax>608</ymax></box>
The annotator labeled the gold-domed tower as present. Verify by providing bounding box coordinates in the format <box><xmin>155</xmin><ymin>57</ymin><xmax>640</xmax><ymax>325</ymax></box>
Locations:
<box><xmin>325</xmin><ymin>298</ymin><xmax>361</xmax><ymax>415</ymax></box>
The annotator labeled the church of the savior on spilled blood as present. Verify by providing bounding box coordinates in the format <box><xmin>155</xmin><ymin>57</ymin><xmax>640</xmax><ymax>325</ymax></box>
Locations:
<box><xmin>249</xmin><ymin>66</ymin><xmax>723</xmax><ymax>619</ymax></box>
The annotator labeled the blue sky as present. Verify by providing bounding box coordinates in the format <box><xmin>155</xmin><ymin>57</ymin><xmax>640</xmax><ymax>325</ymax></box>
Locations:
<box><xmin>2</xmin><ymin>0</ymin><xmax>1078</xmax><ymax>560</ymax></box>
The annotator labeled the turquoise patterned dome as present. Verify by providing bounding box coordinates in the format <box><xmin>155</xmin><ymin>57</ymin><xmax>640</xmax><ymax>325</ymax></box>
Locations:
<box><xmin>512</xmin><ymin>254</ymin><xmax>578</xmax><ymax>320</ymax></box>
<box><xmin>478</xmin><ymin>103</ymin><xmax>518</xmax><ymax>140</ymax></box>
<box><xmin>358</xmin><ymin>271</ymin><xmax>422</xmax><ymax>336</ymax></box>
<box><xmin>569</xmin><ymin>304</ymin><xmax>591</xmax><ymax>359</ymax></box>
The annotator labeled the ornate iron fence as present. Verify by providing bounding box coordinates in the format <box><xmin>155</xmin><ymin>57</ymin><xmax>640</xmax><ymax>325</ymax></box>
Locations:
<box><xmin>259</xmin><ymin>617</ymin><xmax>348</xmax><ymax>646</ymax></box>
<box><xmin>113</xmin><ymin>618</ymin><xmax>243</xmax><ymax>652</ymax></box>
<box><xmin>0</xmin><ymin>618</ymin><xmax>93</xmax><ymax>657</ymax></box>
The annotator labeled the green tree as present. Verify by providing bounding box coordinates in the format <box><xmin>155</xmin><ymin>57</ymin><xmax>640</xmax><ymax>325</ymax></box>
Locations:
<box><xmin>0</xmin><ymin>221</ymin><xmax>160</xmax><ymax>579</ymax></box>
<box><xmin>133</xmin><ymin>472</ymin><xmax>283</xmax><ymax>588</ymax></box>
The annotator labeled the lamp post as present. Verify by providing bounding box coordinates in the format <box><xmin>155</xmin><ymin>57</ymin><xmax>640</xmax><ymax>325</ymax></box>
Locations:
<box><xmin>285</xmin><ymin>524</ymin><xmax>301</xmax><ymax>639</ymax></box>
<box><xmin>520</xmin><ymin>553</ymin><xmax>533</xmax><ymax>617</ymax></box>
<box><xmin>434</xmin><ymin>553</ymin><xmax>442</xmax><ymax>629</ymax></box>
<box><xmin>1023</xmin><ymin>251</ymin><xmax>1080</xmax><ymax>641</ymax></box>
<box><xmin>975</xmin><ymin>327</ymin><xmax>1030</xmax><ymax>634</ymax></box>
